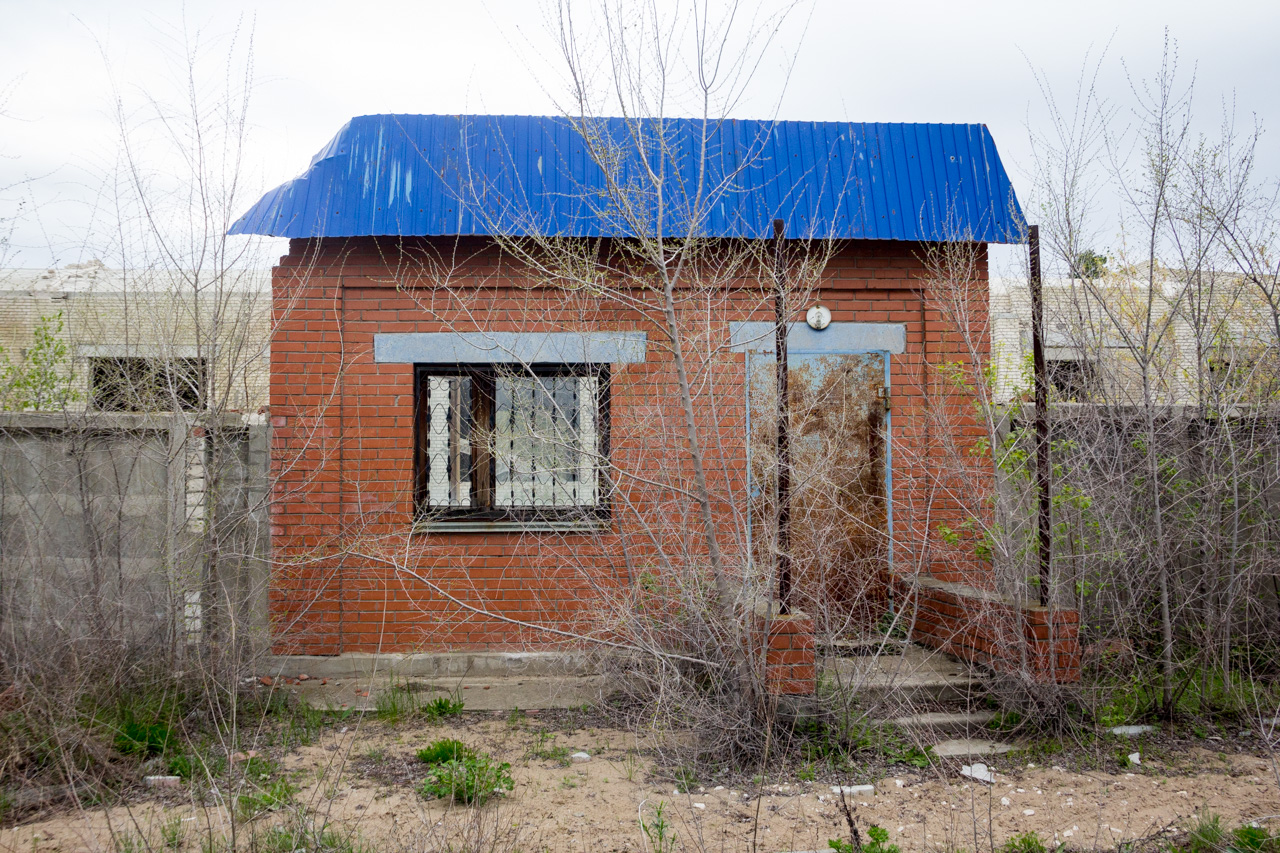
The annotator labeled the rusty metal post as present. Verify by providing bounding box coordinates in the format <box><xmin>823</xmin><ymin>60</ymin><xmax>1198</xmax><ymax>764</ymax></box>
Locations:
<box><xmin>1029</xmin><ymin>225</ymin><xmax>1052</xmax><ymax>607</ymax></box>
<box><xmin>773</xmin><ymin>218</ymin><xmax>792</xmax><ymax>613</ymax></box>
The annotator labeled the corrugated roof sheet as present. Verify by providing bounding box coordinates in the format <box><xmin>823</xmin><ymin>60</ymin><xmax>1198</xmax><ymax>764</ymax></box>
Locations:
<box><xmin>229</xmin><ymin>114</ymin><xmax>1025</xmax><ymax>243</ymax></box>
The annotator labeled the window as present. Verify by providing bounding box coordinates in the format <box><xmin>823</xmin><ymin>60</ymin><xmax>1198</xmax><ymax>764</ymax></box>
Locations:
<box><xmin>414</xmin><ymin>364</ymin><xmax>608</xmax><ymax>525</ymax></box>
<box><xmin>90</xmin><ymin>357</ymin><xmax>206</xmax><ymax>412</ymax></box>
<box><xmin>1046</xmin><ymin>359</ymin><xmax>1093</xmax><ymax>402</ymax></box>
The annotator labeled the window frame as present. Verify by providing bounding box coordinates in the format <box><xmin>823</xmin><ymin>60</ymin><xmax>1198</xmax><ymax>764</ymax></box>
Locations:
<box><xmin>88</xmin><ymin>356</ymin><xmax>207</xmax><ymax>413</ymax></box>
<box><xmin>1046</xmin><ymin>357</ymin><xmax>1095</xmax><ymax>402</ymax></box>
<box><xmin>412</xmin><ymin>362</ymin><xmax>611</xmax><ymax>528</ymax></box>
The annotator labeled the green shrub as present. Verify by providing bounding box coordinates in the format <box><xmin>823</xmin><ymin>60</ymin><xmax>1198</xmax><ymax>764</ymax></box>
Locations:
<box><xmin>416</xmin><ymin>738</ymin><xmax>474</xmax><ymax>765</ymax></box>
<box><xmin>417</xmin><ymin>753</ymin><xmax>513</xmax><ymax>805</ymax></box>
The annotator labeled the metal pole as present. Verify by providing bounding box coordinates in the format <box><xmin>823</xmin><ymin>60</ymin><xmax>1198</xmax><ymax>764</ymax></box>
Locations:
<box><xmin>773</xmin><ymin>218</ymin><xmax>792</xmax><ymax>613</ymax></box>
<box><xmin>1029</xmin><ymin>225</ymin><xmax>1053</xmax><ymax>608</ymax></box>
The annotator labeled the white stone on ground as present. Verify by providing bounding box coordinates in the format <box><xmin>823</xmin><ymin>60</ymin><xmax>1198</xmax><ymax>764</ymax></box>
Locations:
<box><xmin>830</xmin><ymin>784</ymin><xmax>875</xmax><ymax>796</ymax></box>
<box><xmin>143</xmin><ymin>776</ymin><xmax>182</xmax><ymax>788</ymax></box>
<box><xmin>1128</xmin><ymin>752</ymin><xmax>1141</xmax><ymax>765</ymax></box>
<box><xmin>1109</xmin><ymin>725</ymin><xmax>1155</xmax><ymax>736</ymax></box>
<box><xmin>570</xmin><ymin>752</ymin><xmax>591</xmax><ymax>763</ymax></box>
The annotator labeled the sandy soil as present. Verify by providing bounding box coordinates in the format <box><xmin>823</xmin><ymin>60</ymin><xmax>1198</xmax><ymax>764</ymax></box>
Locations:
<box><xmin>5</xmin><ymin>715</ymin><xmax>1278</xmax><ymax>853</ymax></box>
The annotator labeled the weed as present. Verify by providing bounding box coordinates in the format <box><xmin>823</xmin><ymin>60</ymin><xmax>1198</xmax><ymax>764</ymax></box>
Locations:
<box><xmin>113</xmin><ymin>716</ymin><xmax>174</xmax><ymax>758</ymax></box>
<box><xmin>160</xmin><ymin>816</ymin><xmax>186</xmax><ymax>850</ymax></box>
<box><xmin>241</xmin><ymin>755</ymin><xmax>280</xmax><ymax>779</ymax></box>
<box><xmin>1165</xmin><ymin>811</ymin><xmax>1280</xmax><ymax>853</ymax></box>
<box><xmin>1227</xmin><ymin>824</ymin><xmax>1280</xmax><ymax>853</ymax></box>
<box><xmin>374</xmin><ymin>684</ymin><xmax>420</xmax><ymax>723</ymax></box>
<box><xmin>846</xmin><ymin>723</ymin><xmax>932</xmax><ymax>769</ymax></box>
<box><xmin>830</xmin><ymin>825</ymin><xmax>900</xmax><ymax>853</ymax></box>
<box><xmin>257</xmin><ymin>819</ymin><xmax>371</xmax><ymax>853</ymax></box>
<box><xmin>113</xmin><ymin>832</ymin><xmax>147</xmax><ymax>853</ymax></box>
<box><xmin>167</xmin><ymin>744</ymin><xmax>227</xmax><ymax>782</ymax></box>
<box><xmin>423</xmin><ymin>695</ymin><xmax>465</xmax><ymax>721</ymax></box>
<box><xmin>1008</xmin><ymin>737</ymin><xmax>1065</xmax><ymax>766</ymax></box>
<box><xmin>673</xmin><ymin>764</ymin><xmax>699</xmax><ymax>793</ymax></box>
<box><xmin>987</xmin><ymin>711</ymin><xmax>1024</xmax><ymax>732</ymax></box>
<box><xmin>416</xmin><ymin>738</ymin><xmax>474</xmax><ymax>765</ymax></box>
<box><xmin>889</xmin><ymin>744</ymin><xmax>932</xmax><ymax>769</ymax></box>
<box><xmin>620</xmin><ymin>749</ymin><xmax>640</xmax><ymax>782</ymax></box>
<box><xmin>795</xmin><ymin>717</ymin><xmax>846</xmax><ymax>762</ymax></box>
<box><xmin>798</xmin><ymin>762</ymin><xmax>817</xmax><ymax>782</ymax></box>
<box><xmin>999</xmin><ymin>831</ymin><xmax>1048</xmax><ymax>853</ymax></box>
<box><xmin>526</xmin><ymin>731</ymin><xmax>572</xmax><ymax>766</ymax></box>
<box><xmin>560</xmin><ymin>775</ymin><xmax>579</xmax><ymax>789</ymax></box>
<box><xmin>417</xmin><ymin>753</ymin><xmax>513</xmax><ymax>805</ymax></box>
<box><xmin>234</xmin><ymin>758</ymin><xmax>296</xmax><ymax>821</ymax></box>
<box><xmin>640</xmin><ymin>801</ymin><xmax>678</xmax><ymax>853</ymax></box>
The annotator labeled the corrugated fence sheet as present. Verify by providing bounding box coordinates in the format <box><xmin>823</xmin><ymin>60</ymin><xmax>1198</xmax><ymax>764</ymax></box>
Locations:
<box><xmin>229</xmin><ymin>115</ymin><xmax>1025</xmax><ymax>243</ymax></box>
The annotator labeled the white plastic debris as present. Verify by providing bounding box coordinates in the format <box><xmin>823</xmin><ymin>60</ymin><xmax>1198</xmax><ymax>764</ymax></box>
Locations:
<box><xmin>1128</xmin><ymin>752</ymin><xmax>1141</xmax><ymax>766</ymax></box>
<box><xmin>960</xmin><ymin>763</ymin><xmax>995</xmax><ymax>784</ymax></box>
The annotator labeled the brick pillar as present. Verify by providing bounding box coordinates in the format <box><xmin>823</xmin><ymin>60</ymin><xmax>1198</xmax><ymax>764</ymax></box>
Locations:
<box><xmin>755</xmin><ymin>605</ymin><xmax>816</xmax><ymax>695</ymax></box>
<box><xmin>1024</xmin><ymin>607</ymin><xmax>1081</xmax><ymax>683</ymax></box>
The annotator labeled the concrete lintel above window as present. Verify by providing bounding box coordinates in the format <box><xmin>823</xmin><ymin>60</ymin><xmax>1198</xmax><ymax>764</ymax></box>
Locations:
<box><xmin>728</xmin><ymin>322</ymin><xmax>906</xmax><ymax>354</ymax></box>
<box><xmin>373</xmin><ymin>331</ymin><xmax>647</xmax><ymax>364</ymax></box>
<box><xmin>76</xmin><ymin>345</ymin><xmax>207</xmax><ymax>359</ymax></box>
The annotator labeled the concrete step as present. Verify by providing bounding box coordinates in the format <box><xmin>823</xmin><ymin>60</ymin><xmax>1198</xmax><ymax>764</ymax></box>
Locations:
<box><xmin>821</xmin><ymin>642</ymin><xmax>987</xmax><ymax>712</ymax></box>
<box><xmin>884</xmin><ymin>709</ymin><xmax>999</xmax><ymax>737</ymax></box>
<box><xmin>278</xmin><ymin>674</ymin><xmax>613</xmax><ymax>712</ymax></box>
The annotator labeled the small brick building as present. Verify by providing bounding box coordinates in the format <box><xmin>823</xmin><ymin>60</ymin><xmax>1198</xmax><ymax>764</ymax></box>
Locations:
<box><xmin>232</xmin><ymin>115</ymin><xmax>1078</xmax><ymax>683</ymax></box>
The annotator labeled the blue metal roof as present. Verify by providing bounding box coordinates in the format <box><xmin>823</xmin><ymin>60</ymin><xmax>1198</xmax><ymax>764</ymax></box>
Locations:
<box><xmin>230</xmin><ymin>114</ymin><xmax>1025</xmax><ymax>243</ymax></box>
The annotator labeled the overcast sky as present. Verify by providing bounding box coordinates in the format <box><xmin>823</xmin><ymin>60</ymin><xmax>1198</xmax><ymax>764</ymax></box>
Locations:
<box><xmin>2</xmin><ymin>0</ymin><xmax>1277</xmax><ymax>274</ymax></box>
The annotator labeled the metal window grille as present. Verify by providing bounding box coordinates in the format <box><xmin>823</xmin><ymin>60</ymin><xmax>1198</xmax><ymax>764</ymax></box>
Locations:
<box><xmin>417</xmin><ymin>366</ymin><xmax>605</xmax><ymax>520</ymax></box>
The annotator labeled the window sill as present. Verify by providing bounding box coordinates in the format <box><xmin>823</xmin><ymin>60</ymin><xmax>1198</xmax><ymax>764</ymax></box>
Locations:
<box><xmin>412</xmin><ymin>519</ymin><xmax>612</xmax><ymax>535</ymax></box>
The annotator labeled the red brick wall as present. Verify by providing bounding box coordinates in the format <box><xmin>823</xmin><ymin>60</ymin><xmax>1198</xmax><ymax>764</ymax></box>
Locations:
<box><xmin>267</xmin><ymin>236</ymin><xmax>997</xmax><ymax>655</ymax></box>
<box><xmin>895</xmin><ymin>575</ymin><xmax>1082</xmax><ymax>683</ymax></box>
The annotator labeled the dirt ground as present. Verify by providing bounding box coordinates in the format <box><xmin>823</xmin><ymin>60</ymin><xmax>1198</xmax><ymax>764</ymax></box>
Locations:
<box><xmin>5</xmin><ymin>713</ymin><xmax>1278</xmax><ymax>853</ymax></box>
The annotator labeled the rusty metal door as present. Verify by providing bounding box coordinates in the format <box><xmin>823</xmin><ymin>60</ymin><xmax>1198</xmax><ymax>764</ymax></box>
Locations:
<box><xmin>748</xmin><ymin>350</ymin><xmax>890</xmax><ymax>632</ymax></box>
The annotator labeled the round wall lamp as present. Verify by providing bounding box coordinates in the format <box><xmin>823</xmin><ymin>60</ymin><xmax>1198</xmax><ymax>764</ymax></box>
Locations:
<box><xmin>806</xmin><ymin>304</ymin><xmax>831</xmax><ymax>330</ymax></box>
